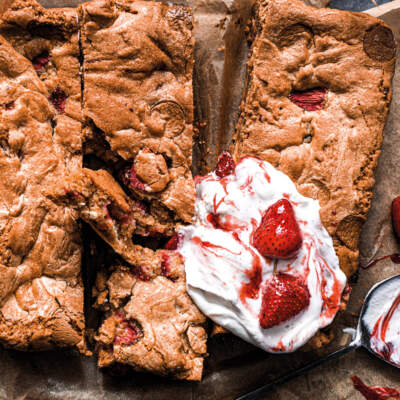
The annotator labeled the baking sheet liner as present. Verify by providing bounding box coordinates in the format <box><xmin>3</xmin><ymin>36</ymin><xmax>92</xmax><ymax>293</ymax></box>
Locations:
<box><xmin>0</xmin><ymin>0</ymin><xmax>398</xmax><ymax>398</ymax></box>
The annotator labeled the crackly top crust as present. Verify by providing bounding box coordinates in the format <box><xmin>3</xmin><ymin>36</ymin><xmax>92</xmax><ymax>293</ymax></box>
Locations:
<box><xmin>233</xmin><ymin>0</ymin><xmax>396</xmax><ymax>279</ymax></box>
<box><xmin>94</xmin><ymin>253</ymin><xmax>207</xmax><ymax>381</ymax></box>
<box><xmin>79</xmin><ymin>0</ymin><xmax>195</xmax><ymax>223</ymax></box>
<box><xmin>0</xmin><ymin>0</ymin><xmax>83</xmax><ymax>171</ymax></box>
<box><xmin>0</xmin><ymin>34</ymin><xmax>85</xmax><ymax>351</ymax></box>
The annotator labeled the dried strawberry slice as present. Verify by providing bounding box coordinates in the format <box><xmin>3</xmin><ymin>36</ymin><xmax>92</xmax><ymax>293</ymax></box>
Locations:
<box><xmin>49</xmin><ymin>87</ymin><xmax>67</xmax><ymax>114</ymax></box>
<box><xmin>289</xmin><ymin>88</ymin><xmax>326</xmax><ymax>111</ymax></box>
<box><xmin>215</xmin><ymin>151</ymin><xmax>235</xmax><ymax>178</ymax></box>
<box><xmin>32</xmin><ymin>51</ymin><xmax>50</xmax><ymax>71</ymax></box>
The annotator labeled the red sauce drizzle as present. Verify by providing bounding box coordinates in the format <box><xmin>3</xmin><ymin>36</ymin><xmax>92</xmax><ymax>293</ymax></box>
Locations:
<box><xmin>351</xmin><ymin>376</ymin><xmax>400</xmax><ymax>400</ymax></box>
<box><xmin>370</xmin><ymin>293</ymin><xmax>400</xmax><ymax>367</ymax></box>
<box><xmin>361</xmin><ymin>253</ymin><xmax>400</xmax><ymax>269</ymax></box>
<box><xmin>239</xmin><ymin>254</ymin><xmax>263</xmax><ymax>304</ymax></box>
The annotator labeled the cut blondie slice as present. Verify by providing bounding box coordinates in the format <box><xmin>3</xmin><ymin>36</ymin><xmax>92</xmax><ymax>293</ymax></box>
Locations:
<box><xmin>233</xmin><ymin>0</ymin><xmax>396</xmax><ymax>280</ymax></box>
<box><xmin>0</xmin><ymin>34</ymin><xmax>85</xmax><ymax>351</ymax></box>
<box><xmin>93</xmin><ymin>251</ymin><xmax>207</xmax><ymax>380</ymax></box>
<box><xmin>59</xmin><ymin>167</ymin><xmax>172</xmax><ymax>278</ymax></box>
<box><xmin>0</xmin><ymin>0</ymin><xmax>83</xmax><ymax>172</ymax></box>
<box><xmin>79</xmin><ymin>0</ymin><xmax>196</xmax><ymax>227</ymax></box>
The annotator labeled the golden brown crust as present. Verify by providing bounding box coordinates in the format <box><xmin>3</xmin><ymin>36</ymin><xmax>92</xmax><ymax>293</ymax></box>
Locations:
<box><xmin>0</xmin><ymin>33</ymin><xmax>85</xmax><ymax>351</ymax></box>
<box><xmin>232</xmin><ymin>0</ymin><xmax>396</xmax><ymax>279</ymax></box>
<box><xmin>93</xmin><ymin>253</ymin><xmax>207</xmax><ymax>381</ymax></box>
<box><xmin>79</xmin><ymin>0</ymin><xmax>195</xmax><ymax>225</ymax></box>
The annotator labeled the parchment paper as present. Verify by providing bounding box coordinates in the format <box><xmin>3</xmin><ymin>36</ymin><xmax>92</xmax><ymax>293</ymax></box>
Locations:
<box><xmin>0</xmin><ymin>0</ymin><xmax>398</xmax><ymax>399</ymax></box>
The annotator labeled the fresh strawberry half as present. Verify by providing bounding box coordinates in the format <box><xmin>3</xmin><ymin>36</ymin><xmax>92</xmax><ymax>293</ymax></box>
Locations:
<box><xmin>392</xmin><ymin>196</ymin><xmax>400</xmax><ymax>239</ymax></box>
<box><xmin>253</xmin><ymin>198</ymin><xmax>302</xmax><ymax>259</ymax></box>
<box><xmin>259</xmin><ymin>273</ymin><xmax>310</xmax><ymax>329</ymax></box>
<box><xmin>215</xmin><ymin>151</ymin><xmax>235</xmax><ymax>178</ymax></box>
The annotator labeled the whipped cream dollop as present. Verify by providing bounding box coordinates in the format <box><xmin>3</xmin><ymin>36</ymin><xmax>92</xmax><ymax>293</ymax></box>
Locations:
<box><xmin>179</xmin><ymin>157</ymin><xmax>347</xmax><ymax>353</ymax></box>
<box><xmin>362</xmin><ymin>278</ymin><xmax>400</xmax><ymax>367</ymax></box>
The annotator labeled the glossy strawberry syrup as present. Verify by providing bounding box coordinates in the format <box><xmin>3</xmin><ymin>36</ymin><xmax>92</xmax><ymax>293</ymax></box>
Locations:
<box><xmin>370</xmin><ymin>293</ymin><xmax>400</xmax><ymax>367</ymax></box>
<box><xmin>351</xmin><ymin>376</ymin><xmax>400</xmax><ymax>400</ymax></box>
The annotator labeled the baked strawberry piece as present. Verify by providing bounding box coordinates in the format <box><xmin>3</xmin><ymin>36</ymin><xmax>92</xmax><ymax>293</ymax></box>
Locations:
<box><xmin>216</xmin><ymin>151</ymin><xmax>236</xmax><ymax>178</ymax></box>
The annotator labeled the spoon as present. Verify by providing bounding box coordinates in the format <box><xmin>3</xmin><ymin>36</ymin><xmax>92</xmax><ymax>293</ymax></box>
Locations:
<box><xmin>236</xmin><ymin>274</ymin><xmax>400</xmax><ymax>400</ymax></box>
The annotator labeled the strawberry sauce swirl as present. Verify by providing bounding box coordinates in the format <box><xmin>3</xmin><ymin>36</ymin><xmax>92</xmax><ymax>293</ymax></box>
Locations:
<box><xmin>179</xmin><ymin>157</ymin><xmax>346</xmax><ymax>353</ymax></box>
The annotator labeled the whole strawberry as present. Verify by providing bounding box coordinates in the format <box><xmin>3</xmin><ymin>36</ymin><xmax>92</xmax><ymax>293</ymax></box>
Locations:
<box><xmin>215</xmin><ymin>151</ymin><xmax>235</xmax><ymax>178</ymax></box>
<box><xmin>253</xmin><ymin>198</ymin><xmax>302</xmax><ymax>259</ymax></box>
<box><xmin>392</xmin><ymin>196</ymin><xmax>400</xmax><ymax>239</ymax></box>
<box><xmin>259</xmin><ymin>273</ymin><xmax>310</xmax><ymax>329</ymax></box>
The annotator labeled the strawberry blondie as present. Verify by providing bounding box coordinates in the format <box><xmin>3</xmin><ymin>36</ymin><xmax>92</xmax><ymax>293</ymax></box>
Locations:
<box><xmin>229</xmin><ymin>0</ymin><xmax>396</xmax><ymax>347</ymax></box>
<box><xmin>78</xmin><ymin>0</ymin><xmax>195</xmax><ymax>230</ymax></box>
<box><xmin>93</xmin><ymin>252</ymin><xmax>207</xmax><ymax>380</ymax></box>
<box><xmin>232</xmin><ymin>0</ymin><xmax>396</xmax><ymax>281</ymax></box>
<box><xmin>0</xmin><ymin>35</ymin><xmax>85</xmax><ymax>351</ymax></box>
<box><xmin>0</xmin><ymin>0</ymin><xmax>83</xmax><ymax>171</ymax></box>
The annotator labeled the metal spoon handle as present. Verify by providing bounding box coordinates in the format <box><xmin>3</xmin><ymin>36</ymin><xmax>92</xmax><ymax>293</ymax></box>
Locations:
<box><xmin>236</xmin><ymin>341</ymin><xmax>360</xmax><ymax>400</ymax></box>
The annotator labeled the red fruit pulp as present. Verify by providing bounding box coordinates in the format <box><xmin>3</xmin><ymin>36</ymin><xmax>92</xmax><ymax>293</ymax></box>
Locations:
<box><xmin>215</xmin><ymin>151</ymin><xmax>235</xmax><ymax>178</ymax></box>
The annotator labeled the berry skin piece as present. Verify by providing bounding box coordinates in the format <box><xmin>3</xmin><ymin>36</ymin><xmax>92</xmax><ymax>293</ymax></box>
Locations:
<box><xmin>259</xmin><ymin>273</ymin><xmax>310</xmax><ymax>329</ymax></box>
<box><xmin>392</xmin><ymin>196</ymin><xmax>400</xmax><ymax>239</ymax></box>
<box><xmin>215</xmin><ymin>151</ymin><xmax>235</xmax><ymax>178</ymax></box>
<box><xmin>253</xmin><ymin>198</ymin><xmax>302</xmax><ymax>259</ymax></box>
